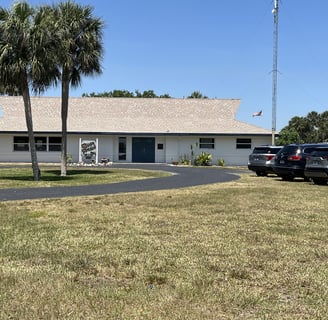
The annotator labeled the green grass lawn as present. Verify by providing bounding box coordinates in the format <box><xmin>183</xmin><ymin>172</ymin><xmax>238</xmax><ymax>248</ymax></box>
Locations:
<box><xmin>0</xmin><ymin>171</ymin><xmax>327</xmax><ymax>319</ymax></box>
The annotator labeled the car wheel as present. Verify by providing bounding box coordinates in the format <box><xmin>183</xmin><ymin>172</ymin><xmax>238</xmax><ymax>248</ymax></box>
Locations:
<box><xmin>312</xmin><ymin>179</ymin><xmax>327</xmax><ymax>185</ymax></box>
<box><xmin>256</xmin><ymin>171</ymin><xmax>267</xmax><ymax>177</ymax></box>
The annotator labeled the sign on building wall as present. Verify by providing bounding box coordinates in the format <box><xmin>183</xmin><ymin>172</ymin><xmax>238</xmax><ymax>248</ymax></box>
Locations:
<box><xmin>79</xmin><ymin>138</ymin><xmax>98</xmax><ymax>163</ymax></box>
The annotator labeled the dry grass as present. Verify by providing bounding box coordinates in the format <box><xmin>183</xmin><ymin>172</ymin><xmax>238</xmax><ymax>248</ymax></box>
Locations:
<box><xmin>0</xmin><ymin>173</ymin><xmax>327</xmax><ymax>319</ymax></box>
<box><xmin>0</xmin><ymin>166</ymin><xmax>169</xmax><ymax>188</ymax></box>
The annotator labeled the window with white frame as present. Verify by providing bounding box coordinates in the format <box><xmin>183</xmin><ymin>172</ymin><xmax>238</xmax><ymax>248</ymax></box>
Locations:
<box><xmin>13</xmin><ymin>136</ymin><xmax>62</xmax><ymax>152</ymax></box>
<box><xmin>199</xmin><ymin>138</ymin><xmax>215</xmax><ymax>149</ymax></box>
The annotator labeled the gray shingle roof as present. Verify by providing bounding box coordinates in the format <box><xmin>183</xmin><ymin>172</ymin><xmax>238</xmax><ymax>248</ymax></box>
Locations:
<box><xmin>0</xmin><ymin>96</ymin><xmax>271</xmax><ymax>135</ymax></box>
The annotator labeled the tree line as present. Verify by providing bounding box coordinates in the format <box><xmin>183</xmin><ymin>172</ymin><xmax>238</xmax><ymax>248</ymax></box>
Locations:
<box><xmin>0</xmin><ymin>1</ymin><xmax>104</xmax><ymax>180</ymax></box>
<box><xmin>82</xmin><ymin>90</ymin><xmax>208</xmax><ymax>99</ymax></box>
<box><xmin>277</xmin><ymin>111</ymin><xmax>328</xmax><ymax>145</ymax></box>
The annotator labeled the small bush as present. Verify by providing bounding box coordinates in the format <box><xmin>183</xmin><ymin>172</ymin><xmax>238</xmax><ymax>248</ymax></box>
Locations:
<box><xmin>194</xmin><ymin>152</ymin><xmax>212</xmax><ymax>166</ymax></box>
<box><xmin>218</xmin><ymin>158</ymin><xmax>225</xmax><ymax>166</ymax></box>
<box><xmin>66</xmin><ymin>154</ymin><xmax>73</xmax><ymax>164</ymax></box>
<box><xmin>179</xmin><ymin>155</ymin><xmax>191</xmax><ymax>165</ymax></box>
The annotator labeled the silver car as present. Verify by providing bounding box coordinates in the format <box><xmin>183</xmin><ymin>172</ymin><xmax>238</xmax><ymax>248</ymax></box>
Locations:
<box><xmin>304</xmin><ymin>146</ymin><xmax>328</xmax><ymax>185</ymax></box>
<box><xmin>248</xmin><ymin>145</ymin><xmax>282</xmax><ymax>176</ymax></box>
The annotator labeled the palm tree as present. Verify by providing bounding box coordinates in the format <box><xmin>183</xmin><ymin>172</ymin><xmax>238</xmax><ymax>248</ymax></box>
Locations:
<box><xmin>0</xmin><ymin>2</ymin><xmax>53</xmax><ymax>180</ymax></box>
<box><xmin>51</xmin><ymin>1</ymin><xmax>104</xmax><ymax>176</ymax></box>
<box><xmin>0</xmin><ymin>84</ymin><xmax>21</xmax><ymax>95</ymax></box>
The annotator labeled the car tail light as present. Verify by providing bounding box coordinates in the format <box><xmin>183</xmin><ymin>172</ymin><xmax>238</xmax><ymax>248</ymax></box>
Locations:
<box><xmin>266</xmin><ymin>155</ymin><xmax>275</xmax><ymax>161</ymax></box>
<box><xmin>287</xmin><ymin>155</ymin><xmax>301</xmax><ymax>161</ymax></box>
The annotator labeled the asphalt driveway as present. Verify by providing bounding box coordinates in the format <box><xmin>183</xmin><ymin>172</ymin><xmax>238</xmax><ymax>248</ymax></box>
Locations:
<box><xmin>0</xmin><ymin>164</ymin><xmax>243</xmax><ymax>201</ymax></box>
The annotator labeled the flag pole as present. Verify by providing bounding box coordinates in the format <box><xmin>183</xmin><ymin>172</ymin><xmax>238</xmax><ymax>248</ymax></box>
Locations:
<box><xmin>271</xmin><ymin>0</ymin><xmax>279</xmax><ymax>145</ymax></box>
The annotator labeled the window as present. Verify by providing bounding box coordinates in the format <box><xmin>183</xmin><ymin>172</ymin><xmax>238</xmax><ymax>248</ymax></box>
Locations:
<box><xmin>13</xmin><ymin>136</ymin><xmax>61</xmax><ymax>152</ymax></box>
<box><xmin>49</xmin><ymin>137</ymin><xmax>62</xmax><ymax>151</ymax></box>
<box><xmin>199</xmin><ymin>138</ymin><xmax>215</xmax><ymax>149</ymax></box>
<box><xmin>119</xmin><ymin>137</ymin><xmax>127</xmax><ymax>160</ymax></box>
<box><xmin>236</xmin><ymin>138</ymin><xmax>252</xmax><ymax>149</ymax></box>
<box><xmin>35</xmin><ymin>137</ymin><xmax>47</xmax><ymax>151</ymax></box>
<box><xmin>157</xmin><ymin>143</ymin><xmax>164</xmax><ymax>150</ymax></box>
<box><xmin>13</xmin><ymin>137</ymin><xmax>29</xmax><ymax>151</ymax></box>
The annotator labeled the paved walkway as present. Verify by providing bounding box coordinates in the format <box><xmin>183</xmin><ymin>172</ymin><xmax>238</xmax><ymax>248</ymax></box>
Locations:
<box><xmin>0</xmin><ymin>164</ymin><xmax>243</xmax><ymax>201</ymax></box>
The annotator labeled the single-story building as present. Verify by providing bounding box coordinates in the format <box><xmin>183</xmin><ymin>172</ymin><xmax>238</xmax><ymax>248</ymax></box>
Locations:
<box><xmin>0</xmin><ymin>96</ymin><xmax>272</xmax><ymax>165</ymax></box>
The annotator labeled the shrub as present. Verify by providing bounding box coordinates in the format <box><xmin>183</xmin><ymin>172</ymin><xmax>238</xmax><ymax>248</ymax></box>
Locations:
<box><xmin>218</xmin><ymin>158</ymin><xmax>225</xmax><ymax>166</ymax></box>
<box><xmin>179</xmin><ymin>155</ymin><xmax>191</xmax><ymax>165</ymax></box>
<box><xmin>66</xmin><ymin>154</ymin><xmax>73</xmax><ymax>164</ymax></box>
<box><xmin>194</xmin><ymin>152</ymin><xmax>212</xmax><ymax>166</ymax></box>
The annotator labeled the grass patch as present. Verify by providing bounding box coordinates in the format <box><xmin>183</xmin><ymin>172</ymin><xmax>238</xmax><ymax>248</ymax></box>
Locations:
<box><xmin>0</xmin><ymin>166</ymin><xmax>169</xmax><ymax>188</ymax></box>
<box><xmin>0</xmin><ymin>173</ymin><xmax>327</xmax><ymax>319</ymax></box>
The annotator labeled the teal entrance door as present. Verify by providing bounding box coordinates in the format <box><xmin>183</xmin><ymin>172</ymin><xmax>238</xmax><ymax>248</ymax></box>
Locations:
<box><xmin>132</xmin><ymin>137</ymin><xmax>155</xmax><ymax>163</ymax></box>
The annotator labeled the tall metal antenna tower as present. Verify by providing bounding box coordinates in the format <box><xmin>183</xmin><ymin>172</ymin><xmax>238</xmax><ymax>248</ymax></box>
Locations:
<box><xmin>271</xmin><ymin>0</ymin><xmax>279</xmax><ymax>145</ymax></box>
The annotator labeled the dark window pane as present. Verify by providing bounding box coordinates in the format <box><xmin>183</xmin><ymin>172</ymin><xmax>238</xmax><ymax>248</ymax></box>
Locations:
<box><xmin>49</xmin><ymin>137</ymin><xmax>62</xmax><ymax>152</ymax></box>
<box><xmin>200</xmin><ymin>138</ymin><xmax>215</xmax><ymax>149</ymax></box>
<box><xmin>13</xmin><ymin>136</ymin><xmax>29</xmax><ymax>151</ymax></box>
<box><xmin>119</xmin><ymin>137</ymin><xmax>126</xmax><ymax>160</ymax></box>
<box><xmin>236</xmin><ymin>138</ymin><xmax>252</xmax><ymax>149</ymax></box>
<box><xmin>35</xmin><ymin>137</ymin><xmax>47</xmax><ymax>151</ymax></box>
<box><xmin>49</xmin><ymin>137</ymin><xmax>62</xmax><ymax>144</ymax></box>
<box><xmin>49</xmin><ymin>145</ymin><xmax>61</xmax><ymax>151</ymax></box>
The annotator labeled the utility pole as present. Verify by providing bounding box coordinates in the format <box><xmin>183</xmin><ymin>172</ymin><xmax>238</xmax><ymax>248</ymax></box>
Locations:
<box><xmin>271</xmin><ymin>0</ymin><xmax>279</xmax><ymax>145</ymax></box>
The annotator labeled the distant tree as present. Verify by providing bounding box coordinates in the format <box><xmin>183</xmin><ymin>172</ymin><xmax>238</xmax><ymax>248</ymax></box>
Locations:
<box><xmin>133</xmin><ymin>90</ymin><xmax>157</xmax><ymax>98</ymax></box>
<box><xmin>159</xmin><ymin>93</ymin><xmax>171</xmax><ymax>98</ymax></box>
<box><xmin>276</xmin><ymin>127</ymin><xmax>300</xmax><ymax>145</ymax></box>
<box><xmin>83</xmin><ymin>90</ymin><xmax>132</xmax><ymax>97</ymax></box>
<box><xmin>82</xmin><ymin>89</ymin><xmax>171</xmax><ymax>98</ymax></box>
<box><xmin>187</xmin><ymin>91</ymin><xmax>208</xmax><ymax>99</ymax></box>
<box><xmin>138</xmin><ymin>90</ymin><xmax>157</xmax><ymax>98</ymax></box>
<box><xmin>276</xmin><ymin>110</ymin><xmax>328</xmax><ymax>145</ymax></box>
<box><xmin>111</xmin><ymin>90</ymin><xmax>134</xmax><ymax>97</ymax></box>
<box><xmin>318</xmin><ymin>111</ymin><xmax>328</xmax><ymax>141</ymax></box>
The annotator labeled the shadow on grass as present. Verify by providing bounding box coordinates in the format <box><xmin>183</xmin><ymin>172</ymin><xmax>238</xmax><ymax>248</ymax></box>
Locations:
<box><xmin>1</xmin><ymin>169</ymin><xmax>114</xmax><ymax>182</ymax></box>
<box><xmin>47</xmin><ymin>169</ymin><xmax>114</xmax><ymax>176</ymax></box>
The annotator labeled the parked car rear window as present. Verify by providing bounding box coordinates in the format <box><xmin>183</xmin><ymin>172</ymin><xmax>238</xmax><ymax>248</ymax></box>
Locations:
<box><xmin>252</xmin><ymin>147</ymin><xmax>281</xmax><ymax>154</ymax></box>
<box><xmin>303</xmin><ymin>147</ymin><xmax>320</xmax><ymax>154</ymax></box>
<box><xmin>278</xmin><ymin>146</ymin><xmax>299</xmax><ymax>154</ymax></box>
<box><xmin>311</xmin><ymin>148</ymin><xmax>328</xmax><ymax>157</ymax></box>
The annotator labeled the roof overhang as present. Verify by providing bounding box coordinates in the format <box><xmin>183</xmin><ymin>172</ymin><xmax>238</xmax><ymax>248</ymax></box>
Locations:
<box><xmin>0</xmin><ymin>131</ymin><xmax>274</xmax><ymax>137</ymax></box>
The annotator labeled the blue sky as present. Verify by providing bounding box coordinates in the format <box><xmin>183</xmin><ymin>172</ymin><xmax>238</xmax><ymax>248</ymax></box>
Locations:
<box><xmin>3</xmin><ymin>0</ymin><xmax>328</xmax><ymax>131</ymax></box>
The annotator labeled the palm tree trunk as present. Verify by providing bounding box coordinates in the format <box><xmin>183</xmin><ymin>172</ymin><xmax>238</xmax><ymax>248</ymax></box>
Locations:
<box><xmin>21</xmin><ymin>73</ymin><xmax>40</xmax><ymax>181</ymax></box>
<box><xmin>60</xmin><ymin>72</ymin><xmax>70</xmax><ymax>176</ymax></box>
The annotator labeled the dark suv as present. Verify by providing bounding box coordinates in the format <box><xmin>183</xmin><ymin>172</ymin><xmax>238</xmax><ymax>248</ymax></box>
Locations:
<box><xmin>248</xmin><ymin>145</ymin><xmax>282</xmax><ymax>176</ymax></box>
<box><xmin>273</xmin><ymin>143</ymin><xmax>328</xmax><ymax>180</ymax></box>
<box><xmin>304</xmin><ymin>146</ymin><xmax>328</xmax><ymax>184</ymax></box>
